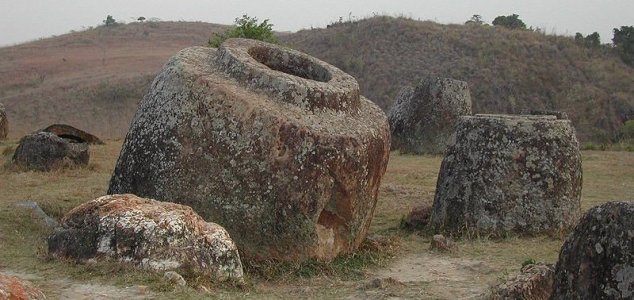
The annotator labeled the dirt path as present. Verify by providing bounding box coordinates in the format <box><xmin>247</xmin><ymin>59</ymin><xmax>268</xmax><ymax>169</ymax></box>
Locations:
<box><xmin>1</xmin><ymin>270</ymin><xmax>149</xmax><ymax>300</ymax></box>
<box><xmin>368</xmin><ymin>252</ymin><xmax>498</xmax><ymax>299</ymax></box>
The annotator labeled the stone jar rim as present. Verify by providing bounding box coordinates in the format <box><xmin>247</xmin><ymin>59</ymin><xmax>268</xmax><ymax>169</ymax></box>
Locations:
<box><xmin>215</xmin><ymin>38</ymin><xmax>360</xmax><ymax>112</ymax></box>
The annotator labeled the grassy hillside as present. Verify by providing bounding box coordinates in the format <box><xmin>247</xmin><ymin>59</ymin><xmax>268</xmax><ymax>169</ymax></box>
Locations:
<box><xmin>1</xmin><ymin>17</ymin><xmax>632</xmax><ymax>143</ymax></box>
<box><xmin>0</xmin><ymin>21</ymin><xmax>226</xmax><ymax>138</ymax></box>
<box><xmin>282</xmin><ymin>16</ymin><xmax>634</xmax><ymax>142</ymax></box>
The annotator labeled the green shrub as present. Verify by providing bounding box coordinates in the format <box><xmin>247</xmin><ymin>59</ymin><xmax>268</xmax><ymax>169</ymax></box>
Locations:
<box><xmin>209</xmin><ymin>15</ymin><xmax>278</xmax><ymax>47</ymax></box>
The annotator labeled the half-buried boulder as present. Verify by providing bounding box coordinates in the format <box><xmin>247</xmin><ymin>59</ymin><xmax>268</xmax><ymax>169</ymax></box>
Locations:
<box><xmin>41</xmin><ymin>124</ymin><xmax>104</xmax><ymax>144</ymax></box>
<box><xmin>388</xmin><ymin>77</ymin><xmax>471</xmax><ymax>154</ymax></box>
<box><xmin>12</xmin><ymin>132</ymin><xmax>89</xmax><ymax>171</ymax></box>
<box><xmin>0</xmin><ymin>102</ymin><xmax>7</xmax><ymax>140</ymax></box>
<box><xmin>107</xmin><ymin>38</ymin><xmax>391</xmax><ymax>262</ymax></box>
<box><xmin>430</xmin><ymin>113</ymin><xmax>582</xmax><ymax>235</ymax></box>
<box><xmin>0</xmin><ymin>272</ymin><xmax>46</xmax><ymax>300</ymax></box>
<box><xmin>551</xmin><ymin>201</ymin><xmax>634</xmax><ymax>299</ymax></box>
<box><xmin>48</xmin><ymin>194</ymin><xmax>244</xmax><ymax>282</ymax></box>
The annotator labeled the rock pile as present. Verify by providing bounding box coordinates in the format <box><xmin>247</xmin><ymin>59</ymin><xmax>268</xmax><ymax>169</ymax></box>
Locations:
<box><xmin>430</xmin><ymin>113</ymin><xmax>582</xmax><ymax>235</ymax></box>
<box><xmin>551</xmin><ymin>201</ymin><xmax>634</xmax><ymax>299</ymax></box>
<box><xmin>48</xmin><ymin>194</ymin><xmax>244</xmax><ymax>282</ymax></box>
<box><xmin>12</xmin><ymin>132</ymin><xmax>89</xmax><ymax>171</ymax></box>
<box><xmin>0</xmin><ymin>102</ymin><xmax>7</xmax><ymax>140</ymax></box>
<box><xmin>388</xmin><ymin>77</ymin><xmax>471</xmax><ymax>154</ymax></box>
<box><xmin>107</xmin><ymin>39</ymin><xmax>391</xmax><ymax>262</ymax></box>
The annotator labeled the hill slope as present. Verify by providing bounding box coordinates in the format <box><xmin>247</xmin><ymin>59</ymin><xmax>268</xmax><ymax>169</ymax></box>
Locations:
<box><xmin>1</xmin><ymin>17</ymin><xmax>632</xmax><ymax>142</ymax></box>
<box><xmin>283</xmin><ymin>16</ymin><xmax>634</xmax><ymax>142</ymax></box>
<box><xmin>0</xmin><ymin>22</ymin><xmax>226</xmax><ymax>138</ymax></box>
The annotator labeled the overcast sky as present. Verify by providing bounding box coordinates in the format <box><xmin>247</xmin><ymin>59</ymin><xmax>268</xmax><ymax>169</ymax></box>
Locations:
<box><xmin>1</xmin><ymin>0</ymin><xmax>632</xmax><ymax>46</ymax></box>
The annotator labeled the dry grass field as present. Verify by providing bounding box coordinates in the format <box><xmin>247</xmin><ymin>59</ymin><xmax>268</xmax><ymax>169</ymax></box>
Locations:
<box><xmin>0</xmin><ymin>139</ymin><xmax>632</xmax><ymax>299</ymax></box>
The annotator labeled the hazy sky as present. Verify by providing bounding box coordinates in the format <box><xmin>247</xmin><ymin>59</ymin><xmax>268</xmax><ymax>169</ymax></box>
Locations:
<box><xmin>1</xmin><ymin>0</ymin><xmax>632</xmax><ymax>46</ymax></box>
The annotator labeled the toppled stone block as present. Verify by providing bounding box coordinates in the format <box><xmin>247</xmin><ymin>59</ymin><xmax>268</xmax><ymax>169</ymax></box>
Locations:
<box><xmin>48</xmin><ymin>194</ymin><xmax>244</xmax><ymax>282</ymax></box>
<box><xmin>0</xmin><ymin>272</ymin><xmax>46</xmax><ymax>300</ymax></box>
<box><xmin>41</xmin><ymin>124</ymin><xmax>104</xmax><ymax>144</ymax></box>
<box><xmin>552</xmin><ymin>201</ymin><xmax>634</xmax><ymax>299</ymax></box>
<box><xmin>12</xmin><ymin>132</ymin><xmax>89</xmax><ymax>171</ymax></box>
<box><xmin>490</xmin><ymin>263</ymin><xmax>554</xmax><ymax>300</ymax></box>
<box><xmin>388</xmin><ymin>77</ymin><xmax>471</xmax><ymax>154</ymax></box>
<box><xmin>107</xmin><ymin>38</ymin><xmax>391</xmax><ymax>262</ymax></box>
<box><xmin>430</xmin><ymin>113</ymin><xmax>582</xmax><ymax>235</ymax></box>
<box><xmin>0</xmin><ymin>102</ymin><xmax>7</xmax><ymax>140</ymax></box>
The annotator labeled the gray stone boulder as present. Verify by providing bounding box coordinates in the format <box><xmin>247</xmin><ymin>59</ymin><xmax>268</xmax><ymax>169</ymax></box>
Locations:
<box><xmin>490</xmin><ymin>263</ymin><xmax>554</xmax><ymax>300</ymax></box>
<box><xmin>388</xmin><ymin>77</ymin><xmax>471</xmax><ymax>154</ymax></box>
<box><xmin>107</xmin><ymin>38</ymin><xmax>391</xmax><ymax>262</ymax></box>
<box><xmin>12</xmin><ymin>132</ymin><xmax>89</xmax><ymax>171</ymax></box>
<box><xmin>0</xmin><ymin>272</ymin><xmax>46</xmax><ymax>300</ymax></box>
<box><xmin>551</xmin><ymin>201</ymin><xmax>634</xmax><ymax>299</ymax></box>
<box><xmin>48</xmin><ymin>194</ymin><xmax>244</xmax><ymax>282</ymax></box>
<box><xmin>430</xmin><ymin>113</ymin><xmax>582</xmax><ymax>235</ymax></box>
<box><xmin>0</xmin><ymin>102</ymin><xmax>7</xmax><ymax>140</ymax></box>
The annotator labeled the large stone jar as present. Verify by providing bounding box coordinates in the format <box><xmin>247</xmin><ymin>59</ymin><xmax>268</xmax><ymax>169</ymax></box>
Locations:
<box><xmin>552</xmin><ymin>201</ymin><xmax>634</xmax><ymax>299</ymax></box>
<box><xmin>388</xmin><ymin>78</ymin><xmax>471</xmax><ymax>154</ymax></box>
<box><xmin>430</xmin><ymin>113</ymin><xmax>582</xmax><ymax>235</ymax></box>
<box><xmin>108</xmin><ymin>39</ymin><xmax>391</xmax><ymax>262</ymax></box>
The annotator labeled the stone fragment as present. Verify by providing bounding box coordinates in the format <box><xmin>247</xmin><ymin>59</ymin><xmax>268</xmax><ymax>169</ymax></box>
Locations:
<box><xmin>0</xmin><ymin>102</ymin><xmax>7</xmax><ymax>140</ymax></box>
<box><xmin>490</xmin><ymin>263</ymin><xmax>554</xmax><ymax>300</ymax></box>
<box><xmin>163</xmin><ymin>271</ymin><xmax>186</xmax><ymax>287</ymax></box>
<box><xmin>15</xmin><ymin>200</ymin><xmax>59</xmax><ymax>230</ymax></box>
<box><xmin>388</xmin><ymin>77</ymin><xmax>471</xmax><ymax>154</ymax></box>
<box><xmin>41</xmin><ymin>124</ymin><xmax>104</xmax><ymax>144</ymax></box>
<box><xmin>107</xmin><ymin>38</ymin><xmax>391</xmax><ymax>262</ymax></box>
<box><xmin>0</xmin><ymin>272</ymin><xmax>46</xmax><ymax>300</ymax></box>
<box><xmin>48</xmin><ymin>194</ymin><xmax>244</xmax><ymax>282</ymax></box>
<box><xmin>430</xmin><ymin>113</ymin><xmax>582</xmax><ymax>235</ymax></box>
<box><xmin>551</xmin><ymin>201</ymin><xmax>634</xmax><ymax>299</ymax></box>
<box><xmin>12</xmin><ymin>132</ymin><xmax>89</xmax><ymax>171</ymax></box>
<box><xmin>430</xmin><ymin>234</ymin><xmax>456</xmax><ymax>252</ymax></box>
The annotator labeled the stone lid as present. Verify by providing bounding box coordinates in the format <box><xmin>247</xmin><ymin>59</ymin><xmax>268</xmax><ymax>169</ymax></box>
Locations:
<box><xmin>215</xmin><ymin>38</ymin><xmax>360</xmax><ymax>112</ymax></box>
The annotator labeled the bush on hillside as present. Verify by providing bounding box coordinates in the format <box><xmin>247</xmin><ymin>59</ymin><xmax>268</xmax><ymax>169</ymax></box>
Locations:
<box><xmin>208</xmin><ymin>15</ymin><xmax>278</xmax><ymax>47</ymax></box>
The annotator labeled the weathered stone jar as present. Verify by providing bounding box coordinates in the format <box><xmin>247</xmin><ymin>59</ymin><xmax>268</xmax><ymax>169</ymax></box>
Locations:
<box><xmin>108</xmin><ymin>39</ymin><xmax>391</xmax><ymax>261</ymax></box>
<box><xmin>552</xmin><ymin>201</ymin><xmax>634</xmax><ymax>299</ymax></box>
<box><xmin>430</xmin><ymin>113</ymin><xmax>582</xmax><ymax>235</ymax></box>
<box><xmin>388</xmin><ymin>78</ymin><xmax>471</xmax><ymax>154</ymax></box>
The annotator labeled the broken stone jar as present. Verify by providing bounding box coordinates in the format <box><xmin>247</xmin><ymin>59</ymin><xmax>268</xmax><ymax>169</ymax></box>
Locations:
<box><xmin>108</xmin><ymin>38</ymin><xmax>391</xmax><ymax>262</ymax></box>
<box><xmin>430</xmin><ymin>113</ymin><xmax>582</xmax><ymax>235</ymax></box>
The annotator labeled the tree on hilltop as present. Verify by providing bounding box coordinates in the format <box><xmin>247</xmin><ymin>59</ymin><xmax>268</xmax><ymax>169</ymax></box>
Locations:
<box><xmin>613</xmin><ymin>26</ymin><xmax>634</xmax><ymax>66</ymax></box>
<box><xmin>492</xmin><ymin>14</ymin><xmax>526</xmax><ymax>30</ymax></box>
<box><xmin>103</xmin><ymin>15</ymin><xmax>117</xmax><ymax>26</ymax></box>
<box><xmin>575</xmin><ymin>32</ymin><xmax>601</xmax><ymax>48</ymax></box>
<box><xmin>465</xmin><ymin>14</ymin><xmax>485</xmax><ymax>25</ymax></box>
<box><xmin>208</xmin><ymin>15</ymin><xmax>278</xmax><ymax>48</ymax></box>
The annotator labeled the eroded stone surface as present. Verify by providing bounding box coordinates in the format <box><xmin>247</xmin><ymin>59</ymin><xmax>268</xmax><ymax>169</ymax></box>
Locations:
<box><xmin>0</xmin><ymin>102</ymin><xmax>7</xmax><ymax>140</ymax></box>
<box><xmin>0</xmin><ymin>272</ymin><xmax>46</xmax><ymax>300</ymax></box>
<box><xmin>41</xmin><ymin>124</ymin><xmax>104</xmax><ymax>144</ymax></box>
<box><xmin>12</xmin><ymin>132</ymin><xmax>89</xmax><ymax>171</ymax></box>
<box><xmin>388</xmin><ymin>77</ymin><xmax>471</xmax><ymax>154</ymax></box>
<box><xmin>490</xmin><ymin>263</ymin><xmax>554</xmax><ymax>300</ymax></box>
<box><xmin>430</xmin><ymin>113</ymin><xmax>582</xmax><ymax>235</ymax></box>
<box><xmin>107</xmin><ymin>38</ymin><xmax>390</xmax><ymax>262</ymax></box>
<box><xmin>48</xmin><ymin>194</ymin><xmax>244</xmax><ymax>282</ymax></box>
<box><xmin>552</xmin><ymin>201</ymin><xmax>634</xmax><ymax>299</ymax></box>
